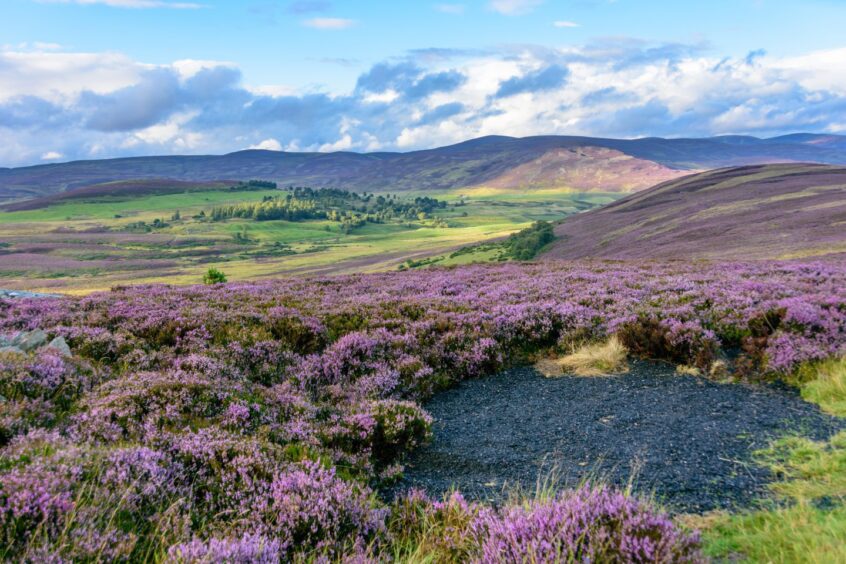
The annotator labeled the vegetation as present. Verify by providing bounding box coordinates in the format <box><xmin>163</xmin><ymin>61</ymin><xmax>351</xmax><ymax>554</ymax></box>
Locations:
<box><xmin>209</xmin><ymin>187</ymin><xmax>448</xmax><ymax>233</ymax></box>
<box><xmin>503</xmin><ymin>220</ymin><xmax>555</xmax><ymax>260</ymax></box>
<box><xmin>0</xmin><ymin>184</ymin><xmax>614</xmax><ymax>293</ymax></box>
<box><xmin>537</xmin><ymin>336</ymin><xmax>630</xmax><ymax>377</ymax></box>
<box><xmin>0</xmin><ymin>260</ymin><xmax>842</xmax><ymax>559</ymax></box>
<box><xmin>698</xmin><ymin>358</ymin><xmax>846</xmax><ymax>562</ymax></box>
<box><xmin>202</xmin><ymin>267</ymin><xmax>227</xmax><ymax>285</ymax></box>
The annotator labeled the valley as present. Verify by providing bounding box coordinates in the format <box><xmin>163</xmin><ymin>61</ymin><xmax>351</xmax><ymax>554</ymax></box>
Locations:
<box><xmin>0</xmin><ymin>179</ymin><xmax>614</xmax><ymax>293</ymax></box>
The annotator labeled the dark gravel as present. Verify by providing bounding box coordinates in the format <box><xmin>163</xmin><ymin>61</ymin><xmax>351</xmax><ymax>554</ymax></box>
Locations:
<box><xmin>393</xmin><ymin>361</ymin><xmax>844</xmax><ymax>513</ymax></box>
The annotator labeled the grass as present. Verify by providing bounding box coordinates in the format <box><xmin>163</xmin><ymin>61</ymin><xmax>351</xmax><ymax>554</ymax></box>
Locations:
<box><xmin>801</xmin><ymin>358</ymin><xmax>846</xmax><ymax>417</ymax></box>
<box><xmin>536</xmin><ymin>336</ymin><xmax>629</xmax><ymax>377</ymax></box>
<box><xmin>0</xmin><ymin>186</ymin><xmax>619</xmax><ymax>293</ymax></box>
<box><xmin>697</xmin><ymin>358</ymin><xmax>846</xmax><ymax>563</ymax></box>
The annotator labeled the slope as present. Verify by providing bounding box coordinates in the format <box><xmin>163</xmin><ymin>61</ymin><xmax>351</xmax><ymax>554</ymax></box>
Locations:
<box><xmin>3</xmin><ymin>134</ymin><xmax>846</xmax><ymax>202</ymax></box>
<box><xmin>543</xmin><ymin>164</ymin><xmax>846</xmax><ymax>260</ymax></box>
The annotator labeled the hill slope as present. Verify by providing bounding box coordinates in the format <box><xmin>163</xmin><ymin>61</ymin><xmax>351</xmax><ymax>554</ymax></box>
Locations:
<box><xmin>3</xmin><ymin>134</ymin><xmax>846</xmax><ymax>202</ymax></box>
<box><xmin>543</xmin><ymin>164</ymin><xmax>846</xmax><ymax>260</ymax></box>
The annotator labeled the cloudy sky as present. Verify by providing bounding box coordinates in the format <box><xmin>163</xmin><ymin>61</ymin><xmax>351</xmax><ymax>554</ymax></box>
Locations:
<box><xmin>2</xmin><ymin>0</ymin><xmax>846</xmax><ymax>166</ymax></box>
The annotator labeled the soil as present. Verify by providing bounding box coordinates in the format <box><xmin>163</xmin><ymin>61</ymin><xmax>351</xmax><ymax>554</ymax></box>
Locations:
<box><xmin>393</xmin><ymin>360</ymin><xmax>844</xmax><ymax>513</ymax></box>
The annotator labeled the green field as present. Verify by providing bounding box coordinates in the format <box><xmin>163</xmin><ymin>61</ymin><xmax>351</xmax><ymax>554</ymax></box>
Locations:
<box><xmin>0</xmin><ymin>186</ymin><xmax>617</xmax><ymax>294</ymax></box>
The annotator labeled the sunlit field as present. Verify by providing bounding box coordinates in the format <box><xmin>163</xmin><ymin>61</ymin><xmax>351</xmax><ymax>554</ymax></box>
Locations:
<box><xmin>0</xmin><ymin>186</ymin><xmax>617</xmax><ymax>294</ymax></box>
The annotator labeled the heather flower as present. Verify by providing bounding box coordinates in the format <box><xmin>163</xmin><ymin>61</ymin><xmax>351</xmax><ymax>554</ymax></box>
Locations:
<box><xmin>101</xmin><ymin>446</ymin><xmax>186</xmax><ymax>510</ymax></box>
<box><xmin>0</xmin><ymin>459</ymin><xmax>80</xmax><ymax>553</ymax></box>
<box><xmin>0</xmin><ymin>260</ymin><xmax>842</xmax><ymax>559</ymax></box>
<box><xmin>473</xmin><ymin>485</ymin><xmax>703</xmax><ymax>563</ymax></box>
<box><xmin>255</xmin><ymin>461</ymin><xmax>386</xmax><ymax>557</ymax></box>
<box><xmin>167</xmin><ymin>533</ymin><xmax>282</xmax><ymax>563</ymax></box>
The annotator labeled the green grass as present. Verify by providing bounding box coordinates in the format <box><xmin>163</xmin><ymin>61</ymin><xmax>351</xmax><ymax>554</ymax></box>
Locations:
<box><xmin>698</xmin><ymin>358</ymin><xmax>846</xmax><ymax>563</ymax></box>
<box><xmin>801</xmin><ymin>358</ymin><xmax>846</xmax><ymax>417</ymax></box>
<box><xmin>1</xmin><ymin>189</ymin><xmax>281</xmax><ymax>223</ymax></box>
<box><xmin>1</xmin><ymin>186</ymin><xmax>614</xmax><ymax>293</ymax></box>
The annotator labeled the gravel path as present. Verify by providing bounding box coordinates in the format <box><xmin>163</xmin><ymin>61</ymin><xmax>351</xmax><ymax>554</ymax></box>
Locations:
<box><xmin>393</xmin><ymin>361</ymin><xmax>843</xmax><ymax>513</ymax></box>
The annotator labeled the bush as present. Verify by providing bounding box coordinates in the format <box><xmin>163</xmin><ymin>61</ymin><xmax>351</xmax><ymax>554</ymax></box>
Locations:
<box><xmin>474</xmin><ymin>485</ymin><xmax>703</xmax><ymax>563</ymax></box>
<box><xmin>202</xmin><ymin>268</ymin><xmax>227</xmax><ymax>285</ymax></box>
<box><xmin>504</xmin><ymin>220</ymin><xmax>555</xmax><ymax>260</ymax></box>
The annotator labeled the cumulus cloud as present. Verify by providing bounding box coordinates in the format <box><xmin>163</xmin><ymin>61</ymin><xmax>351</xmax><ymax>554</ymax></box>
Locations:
<box><xmin>494</xmin><ymin>64</ymin><xmax>569</xmax><ymax>98</ymax></box>
<box><xmin>2</xmin><ymin>41</ymin><xmax>846</xmax><ymax>166</ymax></box>
<box><xmin>249</xmin><ymin>138</ymin><xmax>283</xmax><ymax>151</ymax></box>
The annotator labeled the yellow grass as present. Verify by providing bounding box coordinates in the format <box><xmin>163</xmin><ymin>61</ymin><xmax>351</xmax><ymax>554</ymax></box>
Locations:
<box><xmin>675</xmin><ymin>365</ymin><xmax>701</xmax><ymax>377</ymax></box>
<box><xmin>537</xmin><ymin>336</ymin><xmax>629</xmax><ymax>377</ymax></box>
<box><xmin>801</xmin><ymin>357</ymin><xmax>846</xmax><ymax>418</ymax></box>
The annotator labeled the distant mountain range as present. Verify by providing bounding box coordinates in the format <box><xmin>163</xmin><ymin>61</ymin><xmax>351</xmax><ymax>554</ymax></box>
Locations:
<box><xmin>3</xmin><ymin>133</ymin><xmax>846</xmax><ymax>203</ymax></box>
<box><xmin>542</xmin><ymin>163</ymin><xmax>846</xmax><ymax>261</ymax></box>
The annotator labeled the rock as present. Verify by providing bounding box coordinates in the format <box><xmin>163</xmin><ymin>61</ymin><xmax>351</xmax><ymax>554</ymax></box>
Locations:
<box><xmin>0</xmin><ymin>345</ymin><xmax>25</xmax><ymax>356</ymax></box>
<box><xmin>0</xmin><ymin>289</ymin><xmax>61</xmax><ymax>299</ymax></box>
<box><xmin>12</xmin><ymin>329</ymin><xmax>48</xmax><ymax>351</ymax></box>
<box><xmin>46</xmin><ymin>336</ymin><xmax>72</xmax><ymax>357</ymax></box>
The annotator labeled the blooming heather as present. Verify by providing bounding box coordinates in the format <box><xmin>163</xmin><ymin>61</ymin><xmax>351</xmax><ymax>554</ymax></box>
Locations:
<box><xmin>0</xmin><ymin>260</ymin><xmax>843</xmax><ymax>559</ymax></box>
<box><xmin>474</xmin><ymin>486</ymin><xmax>703</xmax><ymax>562</ymax></box>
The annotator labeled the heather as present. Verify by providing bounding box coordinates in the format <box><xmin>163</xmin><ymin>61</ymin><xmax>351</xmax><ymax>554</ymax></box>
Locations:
<box><xmin>1</xmin><ymin>260</ymin><xmax>844</xmax><ymax>560</ymax></box>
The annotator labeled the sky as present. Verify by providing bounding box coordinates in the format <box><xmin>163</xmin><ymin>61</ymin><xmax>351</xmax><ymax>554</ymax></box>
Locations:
<box><xmin>2</xmin><ymin>0</ymin><xmax>846</xmax><ymax>166</ymax></box>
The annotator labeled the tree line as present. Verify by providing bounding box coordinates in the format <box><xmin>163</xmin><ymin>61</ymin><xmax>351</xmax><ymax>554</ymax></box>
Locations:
<box><xmin>208</xmin><ymin>187</ymin><xmax>448</xmax><ymax>232</ymax></box>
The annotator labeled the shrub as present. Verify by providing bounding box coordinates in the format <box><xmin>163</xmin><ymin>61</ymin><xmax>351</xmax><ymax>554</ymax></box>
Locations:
<box><xmin>202</xmin><ymin>268</ymin><xmax>227</xmax><ymax>285</ymax></box>
<box><xmin>168</xmin><ymin>533</ymin><xmax>282</xmax><ymax>563</ymax></box>
<box><xmin>474</xmin><ymin>485</ymin><xmax>703</xmax><ymax>563</ymax></box>
<box><xmin>369</xmin><ymin>400</ymin><xmax>433</xmax><ymax>466</ymax></box>
<box><xmin>254</xmin><ymin>461</ymin><xmax>386</xmax><ymax>558</ymax></box>
<box><xmin>504</xmin><ymin>221</ymin><xmax>555</xmax><ymax>260</ymax></box>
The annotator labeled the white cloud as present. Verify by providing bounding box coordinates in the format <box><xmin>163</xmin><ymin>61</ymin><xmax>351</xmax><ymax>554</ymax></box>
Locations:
<box><xmin>37</xmin><ymin>0</ymin><xmax>204</xmax><ymax>8</ymax></box>
<box><xmin>363</xmin><ymin>89</ymin><xmax>400</xmax><ymax>103</ymax></box>
<box><xmin>489</xmin><ymin>0</ymin><xmax>543</xmax><ymax>15</ymax></box>
<box><xmin>553</xmin><ymin>20</ymin><xmax>579</xmax><ymax>28</ymax></box>
<box><xmin>3</xmin><ymin>42</ymin><xmax>846</xmax><ymax>166</ymax></box>
<box><xmin>41</xmin><ymin>151</ymin><xmax>64</xmax><ymax>160</ymax></box>
<box><xmin>249</xmin><ymin>138</ymin><xmax>283</xmax><ymax>151</ymax></box>
<box><xmin>0</xmin><ymin>48</ymin><xmax>145</xmax><ymax>102</ymax></box>
<box><xmin>171</xmin><ymin>59</ymin><xmax>237</xmax><ymax>80</ymax></box>
<box><xmin>302</xmin><ymin>17</ymin><xmax>357</xmax><ymax>30</ymax></box>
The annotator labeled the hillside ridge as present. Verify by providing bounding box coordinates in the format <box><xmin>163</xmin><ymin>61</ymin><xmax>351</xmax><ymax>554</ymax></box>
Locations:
<box><xmin>3</xmin><ymin>133</ymin><xmax>846</xmax><ymax>202</ymax></box>
<box><xmin>543</xmin><ymin>163</ymin><xmax>846</xmax><ymax>261</ymax></box>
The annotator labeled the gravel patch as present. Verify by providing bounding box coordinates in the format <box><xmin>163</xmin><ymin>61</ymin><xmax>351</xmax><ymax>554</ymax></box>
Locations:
<box><xmin>394</xmin><ymin>361</ymin><xmax>844</xmax><ymax>513</ymax></box>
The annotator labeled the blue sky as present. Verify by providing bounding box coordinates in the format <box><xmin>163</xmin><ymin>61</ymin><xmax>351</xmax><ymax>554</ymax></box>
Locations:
<box><xmin>2</xmin><ymin>0</ymin><xmax>846</xmax><ymax>165</ymax></box>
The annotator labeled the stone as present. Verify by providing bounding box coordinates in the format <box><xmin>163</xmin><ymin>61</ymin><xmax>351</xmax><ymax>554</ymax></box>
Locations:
<box><xmin>46</xmin><ymin>336</ymin><xmax>72</xmax><ymax>357</ymax></box>
<box><xmin>0</xmin><ymin>345</ymin><xmax>25</xmax><ymax>356</ymax></box>
<box><xmin>13</xmin><ymin>329</ymin><xmax>48</xmax><ymax>351</ymax></box>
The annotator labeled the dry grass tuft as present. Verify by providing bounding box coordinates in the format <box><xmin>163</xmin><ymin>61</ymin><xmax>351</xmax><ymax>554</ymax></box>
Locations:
<box><xmin>538</xmin><ymin>336</ymin><xmax>629</xmax><ymax>377</ymax></box>
<box><xmin>675</xmin><ymin>365</ymin><xmax>701</xmax><ymax>377</ymax></box>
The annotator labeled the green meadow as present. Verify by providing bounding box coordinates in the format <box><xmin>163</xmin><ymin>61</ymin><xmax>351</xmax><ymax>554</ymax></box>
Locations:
<box><xmin>0</xmin><ymin>186</ymin><xmax>618</xmax><ymax>294</ymax></box>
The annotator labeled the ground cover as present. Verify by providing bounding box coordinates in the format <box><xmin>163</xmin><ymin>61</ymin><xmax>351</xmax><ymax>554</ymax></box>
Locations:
<box><xmin>0</xmin><ymin>260</ymin><xmax>844</xmax><ymax>560</ymax></box>
<box><xmin>0</xmin><ymin>187</ymin><xmax>613</xmax><ymax>293</ymax></box>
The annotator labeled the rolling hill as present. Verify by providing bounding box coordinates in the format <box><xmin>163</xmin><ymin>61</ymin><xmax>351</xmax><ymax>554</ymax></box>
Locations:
<box><xmin>3</xmin><ymin>133</ymin><xmax>846</xmax><ymax>203</ymax></box>
<box><xmin>542</xmin><ymin>164</ymin><xmax>846</xmax><ymax>261</ymax></box>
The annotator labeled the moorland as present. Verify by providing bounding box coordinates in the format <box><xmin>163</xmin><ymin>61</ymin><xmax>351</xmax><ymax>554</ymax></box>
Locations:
<box><xmin>1</xmin><ymin>135</ymin><xmax>846</xmax><ymax>562</ymax></box>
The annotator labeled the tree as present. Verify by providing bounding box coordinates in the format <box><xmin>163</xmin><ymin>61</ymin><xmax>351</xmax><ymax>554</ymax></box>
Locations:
<box><xmin>203</xmin><ymin>268</ymin><xmax>227</xmax><ymax>285</ymax></box>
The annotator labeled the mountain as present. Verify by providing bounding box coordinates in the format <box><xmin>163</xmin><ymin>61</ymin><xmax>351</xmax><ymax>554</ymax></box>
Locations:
<box><xmin>2</xmin><ymin>133</ymin><xmax>846</xmax><ymax>203</ymax></box>
<box><xmin>542</xmin><ymin>164</ymin><xmax>846</xmax><ymax>261</ymax></box>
